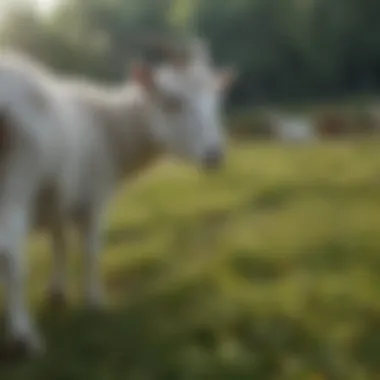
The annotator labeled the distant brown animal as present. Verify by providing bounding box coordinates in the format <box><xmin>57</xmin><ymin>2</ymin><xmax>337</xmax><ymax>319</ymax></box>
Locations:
<box><xmin>314</xmin><ymin>111</ymin><xmax>351</xmax><ymax>137</ymax></box>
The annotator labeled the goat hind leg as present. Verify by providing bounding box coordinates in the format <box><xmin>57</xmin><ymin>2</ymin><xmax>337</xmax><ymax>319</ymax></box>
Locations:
<box><xmin>78</xmin><ymin>207</ymin><xmax>106</xmax><ymax>309</ymax></box>
<box><xmin>46</xmin><ymin>216</ymin><xmax>69</xmax><ymax>311</ymax></box>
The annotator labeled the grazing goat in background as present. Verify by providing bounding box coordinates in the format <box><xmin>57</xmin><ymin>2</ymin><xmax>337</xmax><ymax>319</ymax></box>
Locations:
<box><xmin>0</xmin><ymin>37</ymin><xmax>237</xmax><ymax>356</ymax></box>
<box><xmin>268</xmin><ymin>111</ymin><xmax>318</xmax><ymax>143</ymax></box>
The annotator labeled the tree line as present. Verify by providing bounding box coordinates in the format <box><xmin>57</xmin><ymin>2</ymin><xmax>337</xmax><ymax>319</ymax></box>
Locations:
<box><xmin>1</xmin><ymin>0</ymin><xmax>380</xmax><ymax>109</ymax></box>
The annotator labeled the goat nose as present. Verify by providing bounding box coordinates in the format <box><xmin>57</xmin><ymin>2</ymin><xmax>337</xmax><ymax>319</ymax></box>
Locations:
<box><xmin>202</xmin><ymin>146</ymin><xmax>224</xmax><ymax>170</ymax></box>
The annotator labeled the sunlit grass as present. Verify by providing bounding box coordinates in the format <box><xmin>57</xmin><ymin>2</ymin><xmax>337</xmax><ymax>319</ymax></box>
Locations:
<box><xmin>2</xmin><ymin>138</ymin><xmax>380</xmax><ymax>379</ymax></box>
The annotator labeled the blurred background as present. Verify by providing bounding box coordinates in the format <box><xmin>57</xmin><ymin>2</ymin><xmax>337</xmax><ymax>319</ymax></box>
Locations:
<box><xmin>1</xmin><ymin>0</ymin><xmax>380</xmax><ymax>379</ymax></box>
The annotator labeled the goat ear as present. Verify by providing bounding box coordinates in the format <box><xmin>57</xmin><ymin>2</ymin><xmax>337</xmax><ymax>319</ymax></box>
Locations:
<box><xmin>216</xmin><ymin>67</ymin><xmax>238</xmax><ymax>91</ymax></box>
<box><xmin>130</xmin><ymin>61</ymin><xmax>155</xmax><ymax>91</ymax></box>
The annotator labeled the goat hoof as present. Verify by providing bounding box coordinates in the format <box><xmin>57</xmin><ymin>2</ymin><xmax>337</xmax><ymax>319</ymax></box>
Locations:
<box><xmin>0</xmin><ymin>336</ymin><xmax>44</xmax><ymax>362</ymax></box>
<box><xmin>84</xmin><ymin>292</ymin><xmax>107</xmax><ymax>311</ymax></box>
<box><xmin>86</xmin><ymin>300</ymin><xmax>106</xmax><ymax>312</ymax></box>
<box><xmin>46</xmin><ymin>291</ymin><xmax>67</xmax><ymax>311</ymax></box>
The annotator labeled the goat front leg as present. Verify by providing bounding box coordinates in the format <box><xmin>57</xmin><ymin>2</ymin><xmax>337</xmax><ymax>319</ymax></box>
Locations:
<box><xmin>78</xmin><ymin>208</ymin><xmax>106</xmax><ymax>309</ymax></box>
<box><xmin>0</xmin><ymin>142</ymin><xmax>46</xmax><ymax>356</ymax></box>
<box><xmin>1</xmin><ymin>206</ymin><xmax>43</xmax><ymax>356</ymax></box>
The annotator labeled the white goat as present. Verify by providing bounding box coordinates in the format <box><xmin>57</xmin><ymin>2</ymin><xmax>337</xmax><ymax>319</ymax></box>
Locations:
<box><xmin>0</xmin><ymin>39</ymin><xmax>237</xmax><ymax>356</ymax></box>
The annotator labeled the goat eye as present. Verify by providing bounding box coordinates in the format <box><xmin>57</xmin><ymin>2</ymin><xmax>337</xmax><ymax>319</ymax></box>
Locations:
<box><xmin>163</xmin><ymin>95</ymin><xmax>182</xmax><ymax>113</ymax></box>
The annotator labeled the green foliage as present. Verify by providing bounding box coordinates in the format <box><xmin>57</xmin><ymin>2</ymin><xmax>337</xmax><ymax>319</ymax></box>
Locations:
<box><xmin>1</xmin><ymin>140</ymin><xmax>380</xmax><ymax>378</ymax></box>
<box><xmin>2</xmin><ymin>0</ymin><xmax>380</xmax><ymax>105</ymax></box>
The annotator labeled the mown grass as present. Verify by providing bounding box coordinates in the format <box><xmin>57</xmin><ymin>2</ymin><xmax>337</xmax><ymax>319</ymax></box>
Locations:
<box><xmin>2</xmin><ymin>138</ymin><xmax>380</xmax><ymax>379</ymax></box>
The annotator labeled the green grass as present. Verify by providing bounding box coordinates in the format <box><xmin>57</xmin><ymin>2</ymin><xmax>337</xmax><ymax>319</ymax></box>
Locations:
<box><xmin>2</xmin><ymin>139</ymin><xmax>380</xmax><ymax>379</ymax></box>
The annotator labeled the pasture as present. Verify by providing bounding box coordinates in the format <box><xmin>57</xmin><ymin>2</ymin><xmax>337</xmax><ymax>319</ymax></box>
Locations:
<box><xmin>1</xmin><ymin>138</ymin><xmax>380</xmax><ymax>379</ymax></box>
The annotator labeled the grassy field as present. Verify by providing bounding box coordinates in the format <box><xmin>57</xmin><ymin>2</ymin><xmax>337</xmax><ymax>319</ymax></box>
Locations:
<box><xmin>2</xmin><ymin>139</ymin><xmax>380</xmax><ymax>379</ymax></box>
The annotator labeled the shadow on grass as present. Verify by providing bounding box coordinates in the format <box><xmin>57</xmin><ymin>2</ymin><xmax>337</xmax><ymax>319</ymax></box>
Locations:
<box><xmin>351</xmin><ymin>308</ymin><xmax>380</xmax><ymax>374</ymax></box>
<box><xmin>229</xmin><ymin>249</ymin><xmax>289</xmax><ymax>282</ymax></box>
<box><xmin>229</xmin><ymin>239</ymin><xmax>380</xmax><ymax>283</ymax></box>
<box><xmin>0</xmin><ymin>290</ymin><xmax>323</xmax><ymax>379</ymax></box>
<box><xmin>0</xmin><ymin>265</ymin><xmax>379</xmax><ymax>380</ymax></box>
<box><xmin>250</xmin><ymin>179</ymin><xmax>380</xmax><ymax>211</ymax></box>
<box><xmin>106</xmin><ymin>224</ymin><xmax>152</xmax><ymax>247</ymax></box>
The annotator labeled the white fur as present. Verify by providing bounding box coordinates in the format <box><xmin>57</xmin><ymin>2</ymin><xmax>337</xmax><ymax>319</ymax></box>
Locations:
<box><xmin>270</xmin><ymin>112</ymin><xmax>318</xmax><ymax>143</ymax></box>
<box><xmin>0</xmin><ymin>44</ymin><xmax>234</xmax><ymax>354</ymax></box>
